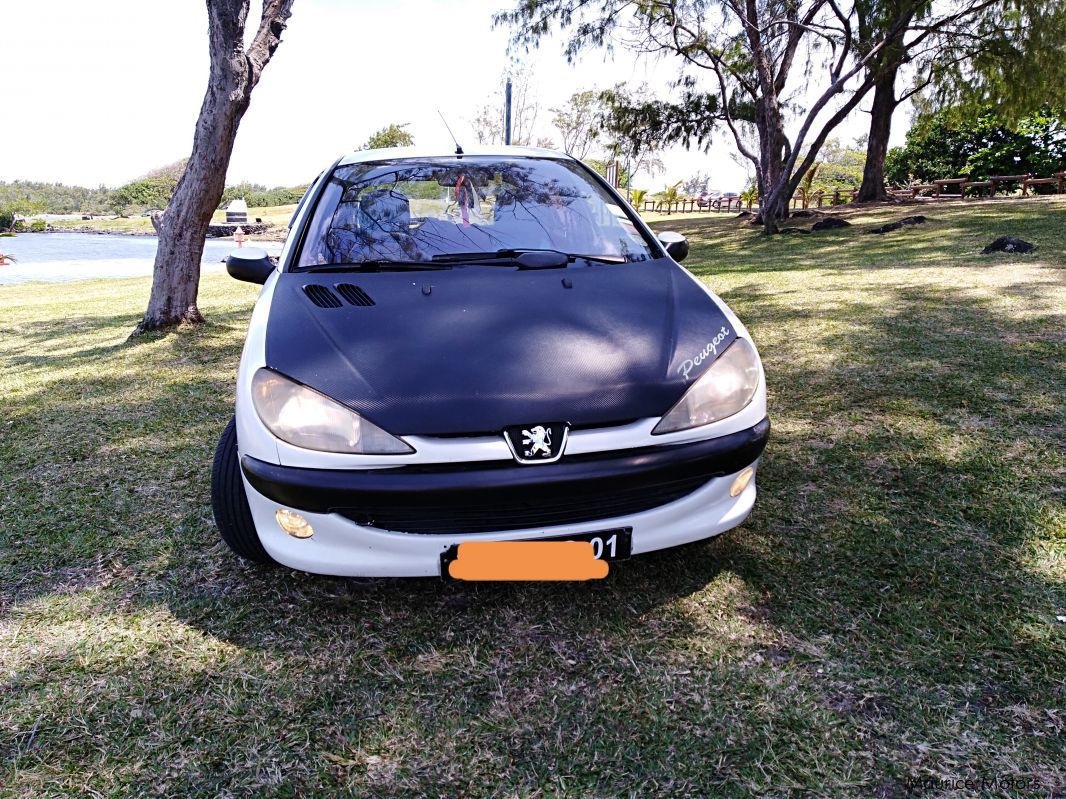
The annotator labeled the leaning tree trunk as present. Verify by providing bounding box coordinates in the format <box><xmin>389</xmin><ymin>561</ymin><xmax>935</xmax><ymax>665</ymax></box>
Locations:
<box><xmin>857</xmin><ymin>69</ymin><xmax>901</xmax><ymax>202</ymax></box>
<box><xmin>131</xmin><ymin>0</ymin><xmax>294</xmax><ymax>337</ymax></box>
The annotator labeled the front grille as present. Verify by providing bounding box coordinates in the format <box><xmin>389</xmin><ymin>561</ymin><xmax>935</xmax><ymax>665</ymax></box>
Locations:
<box><xmin>242</xmin><ymin>418</ymin><xmax>769</xmax><ymax>536</ymax></box>
<box><xmin>336</xmin><ymin>469</ymin><xmax>715</xmax><ymax>534</ymax></box>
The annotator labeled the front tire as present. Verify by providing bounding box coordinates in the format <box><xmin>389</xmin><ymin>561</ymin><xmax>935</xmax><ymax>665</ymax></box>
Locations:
<box><xmin>211</xmin><ymin>416</ymin><xmax>276</xmax><ymax>565</ymax></box>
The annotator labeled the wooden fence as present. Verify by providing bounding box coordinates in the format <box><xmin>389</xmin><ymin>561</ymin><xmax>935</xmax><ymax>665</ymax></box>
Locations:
<box><xmin>643</xmin><ymin>197</ymin><xmax>753</xmax><ymax>214</ymax></box>
<box><xmin>639</xmin><ymin>170</ymin><xmax>1064</xmax><ymax>215</ymax></box>
<box><xmin>641</xmin><ymin>187</ymin><xmax>860</xmax><ymax>215</ymax></box>
<box><xmin>888</xmin><ymin>171</ymin><xmax>1066</xmax><ymax>200</ymax></box>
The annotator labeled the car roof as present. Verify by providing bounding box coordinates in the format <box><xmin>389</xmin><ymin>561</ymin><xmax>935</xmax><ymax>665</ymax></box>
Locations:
<box><xmin>336</xmin><ymin>144</ymin><xmax>575</xmax><ymax>166</ymax></box>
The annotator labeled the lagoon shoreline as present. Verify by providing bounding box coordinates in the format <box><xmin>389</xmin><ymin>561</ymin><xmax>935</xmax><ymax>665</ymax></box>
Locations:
<box><xmin>0</xmin><ymin>230</ymin><xmax>286</xmax><ymax>285</ymax></box>
<box><xmin>18</xmin><ymin>223</ymin><xmax>286</xmax><ymax>242</ymax></box>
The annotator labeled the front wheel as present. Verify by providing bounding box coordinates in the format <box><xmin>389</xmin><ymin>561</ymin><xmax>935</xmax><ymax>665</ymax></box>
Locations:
<box><xmin>211</xmin><ymin>416</ymin><xmax>276</xmax><ymax>565</ymax></box>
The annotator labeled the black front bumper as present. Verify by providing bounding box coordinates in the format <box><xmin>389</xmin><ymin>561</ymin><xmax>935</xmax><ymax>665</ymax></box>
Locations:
<box><xmin>241</xmin><ymin>416</ymin><xmax>770</xmax><ymax>534</ymax></box>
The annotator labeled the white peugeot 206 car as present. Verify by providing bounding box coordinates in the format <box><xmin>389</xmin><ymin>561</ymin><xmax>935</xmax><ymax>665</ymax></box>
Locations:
<box><xmin>211</xmin><ymin>145</ymin><xmax>769</xmax><ymax>577</ymax></box>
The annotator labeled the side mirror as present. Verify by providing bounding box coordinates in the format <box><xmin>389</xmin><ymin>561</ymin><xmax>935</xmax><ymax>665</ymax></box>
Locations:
<box><xmin>658</xmin><ymin>231</ymin><xmax>689</xmax><ymax>262</ymax></box>
<box><xmin>226</xmin><ymin>248</ymin><xmax>275</xmax><ymax>284</ymax></box>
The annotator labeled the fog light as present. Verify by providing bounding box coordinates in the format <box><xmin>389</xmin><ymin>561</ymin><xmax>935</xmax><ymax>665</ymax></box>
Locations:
<box><xmin>276</xmin><ymin>508</ymin><xmax>313</xmax><ymax>538</ymax></box>
<box><xmin>730</xmin><ymin>466</ymin><xmax>755</xmax><ymax>497</ymax></box>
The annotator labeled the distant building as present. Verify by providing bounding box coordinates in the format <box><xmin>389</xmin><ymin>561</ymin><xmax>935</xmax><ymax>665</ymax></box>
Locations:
<box><xmin>226</xmin><ymin>198</ymin><xmax>249</xmax><ymax>224</ymax></box>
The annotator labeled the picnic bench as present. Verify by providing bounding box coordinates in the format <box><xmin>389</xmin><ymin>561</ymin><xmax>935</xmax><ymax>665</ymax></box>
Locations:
<box><xmin>888</xmin><ymin>183</ymin><xmax>935</xmax><ymax>198</ymax></box>
<box><xmin>988</xmin><ymin>174</ymin><xmax>1030</xmax><ymax>195</ymax></box>
<box><xmin>934</xmin><ymin>177</ymin><xmax>968</xmax><ymax>197</ymax></box>
<box><xmin>961</xmin><ymin>179</ymin><xmax>993</xmax><ymax>198</ymax></box>
<box><xmin>1023</xmin><ymin>171</ymin><xmax>1066</xmax><ymax>195</ymax></box>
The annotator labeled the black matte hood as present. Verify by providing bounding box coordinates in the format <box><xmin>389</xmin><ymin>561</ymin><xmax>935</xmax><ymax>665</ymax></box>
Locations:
<box><xmin>264</xmin><ymin>258</ymin><xmax>737</xmax><ymax>436</ymax></box>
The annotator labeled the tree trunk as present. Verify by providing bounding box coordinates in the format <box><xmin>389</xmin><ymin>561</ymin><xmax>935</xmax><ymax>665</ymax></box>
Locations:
<box><xmin>857</xmin><ymin>69</ymin><xmax>900</xmax><ymax>202</ymax></box>
<box><xmin>754</xmin><ymin>97</ymin><xmax>790</xmax><ymax>234</ymax></box>
<box><xmin>131</xmin><ymin>0</ymin><xmax>294</xmax><ymax>337</ymax></box>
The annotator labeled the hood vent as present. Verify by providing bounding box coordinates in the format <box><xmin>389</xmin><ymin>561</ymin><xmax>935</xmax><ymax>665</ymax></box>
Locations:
<box><xmin>336</xmin><ymin>283</ymin><xmax>375</xmax><ymax>307</ymax></box>
<box><xmin>303</xmin><ymin>284</ymin><xmax>342</xmax><ymax>308</ymax></box>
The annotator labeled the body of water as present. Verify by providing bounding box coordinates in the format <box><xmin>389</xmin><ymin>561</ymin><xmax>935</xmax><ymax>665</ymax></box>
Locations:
<box><xmin>0</xmin><ymin>232</ymin><xmax>281</xmax><ymax>286</ymax></box>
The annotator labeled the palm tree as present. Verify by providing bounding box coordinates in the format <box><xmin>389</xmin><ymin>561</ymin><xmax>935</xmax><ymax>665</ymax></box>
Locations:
<box><xmin>657</xmin><ymin>181</ymin><xmax>683</xmax><ymax>204</ymax></box>
<box><xmin>0</xmin><ymin>253</ymin><xmax>16</xmax><ymax>265</ymax></box>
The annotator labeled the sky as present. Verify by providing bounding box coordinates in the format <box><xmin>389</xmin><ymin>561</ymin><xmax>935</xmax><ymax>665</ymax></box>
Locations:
<box><xmin>3</xmin><ymin>0</ymin><xmax>912</xmax><ymax>192</ymax></box>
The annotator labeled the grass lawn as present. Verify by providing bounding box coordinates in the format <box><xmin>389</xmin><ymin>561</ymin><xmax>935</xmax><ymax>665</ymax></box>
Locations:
<box><xmin>47</xmin><ymin>204</ymin><xmax>297</xmax><ymax>236</ymax></box>
<box><xmin>1</xmin><ymin>198</ymin><xmax>1064</xmax><ymax>797</ymax></box>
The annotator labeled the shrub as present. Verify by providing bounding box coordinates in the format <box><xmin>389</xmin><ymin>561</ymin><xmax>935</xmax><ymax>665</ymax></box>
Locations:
<box><xmin>0</xmin><ymin>208</ymin><xmax>13</xmax><ymax>231</ymax></box>
<box><xmin>29</xmin><ymin>219</ymin><xmax>47</xmax><ymax>232</ymax></box>
<box><xmin>12</xmin><ymin>219</ymin><xmax>26</xmax><ymax>232</ymax></box>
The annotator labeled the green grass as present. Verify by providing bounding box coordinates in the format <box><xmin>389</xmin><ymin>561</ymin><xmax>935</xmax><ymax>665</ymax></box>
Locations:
<box><xmin>47</xmin><ymin>204</ymin><xmax>297</xmax><ymax>235</ymax></box>
<box><xmin>46</xmin><ymin>215</ymin><xmax>159</xmax><ymax>234</ymax></box>
<box><xmin>1</xmin><ymin>198</ymin><xmax>1064</xmax><ymax>797</ymax></box>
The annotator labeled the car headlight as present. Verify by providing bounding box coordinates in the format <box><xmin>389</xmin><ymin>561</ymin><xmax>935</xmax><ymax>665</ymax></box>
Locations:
<box><xmin>652</xmin><ymin>338</ymin><xmax>760</xmax><ymax>434</ymax></box>
<box><xmin>251</xmin><ymin>369</ymin><xmax>413</xmax><ymax>454</ymax></box>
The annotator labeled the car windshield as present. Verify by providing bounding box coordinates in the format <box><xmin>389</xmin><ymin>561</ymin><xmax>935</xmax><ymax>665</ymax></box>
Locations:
<box><xmin>294</xmin><ymin>156</ymin><xmax>656</xmax><ymax>268</ymax></box>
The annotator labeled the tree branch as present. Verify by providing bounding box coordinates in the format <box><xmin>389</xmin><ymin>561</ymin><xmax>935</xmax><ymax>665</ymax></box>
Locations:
<box><xmin>247</xmin><ymin>0</ymin><xmax>295</xmax><ymax>85</ymax></box>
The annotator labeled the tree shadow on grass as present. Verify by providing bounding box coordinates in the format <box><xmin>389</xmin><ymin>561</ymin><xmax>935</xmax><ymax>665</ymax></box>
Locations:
<box><xmin>2</xmin><ymin>278</ymin><xmax>1064</xmax><ymax>796</ymax></box>
<box><xmin>0</xmin><ymin>307</ymin><xmax>255</xmax><ymax>371</ymax></box>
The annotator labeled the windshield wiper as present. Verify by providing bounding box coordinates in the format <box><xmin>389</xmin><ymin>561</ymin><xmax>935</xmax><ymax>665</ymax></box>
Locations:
<box><xmin>302</xmin><ymin>261</ymin><xmax>453</xmax><ymax>273</ymax></box>
<box><xmin>431</xmin><ymin>249</ymin><xmax>627</xmax><ymax>266</ymax></box>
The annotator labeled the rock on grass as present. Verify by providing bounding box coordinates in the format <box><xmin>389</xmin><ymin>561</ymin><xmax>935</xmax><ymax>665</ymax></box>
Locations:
<box><xmin>981</xmin><ymin>236</ymin><xmax>1036</xmax><ymax>254</ymax></box>
<box><xmin>866</xmin><ymin>216</ymin><xmax>929</xmax><ymax>235</ymax></box>
<box><xmin>812</xmin><ymin>217</ymin><xmax>850</xmax><ymax>231</ymax></box>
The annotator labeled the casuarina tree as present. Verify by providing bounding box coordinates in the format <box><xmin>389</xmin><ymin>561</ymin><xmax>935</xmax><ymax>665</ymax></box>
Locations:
<box><xmin>132</xmin><ymin>0</ymin><xmax>295</xmax><ymax>336</ymax></box>
<box><xmin>496</xmin><ymin>0</ymin><xmax>1045</xmax><ymax>231</ymax></box>
<box><xmin>856</xmin><ymin>0</ymin><xmax>1066</xmax><ymax>201</ymax></box>
<box><xmin>497</xmin><ymin>0</ymin><xmax>925</xmax><ymax>232</ymax></box>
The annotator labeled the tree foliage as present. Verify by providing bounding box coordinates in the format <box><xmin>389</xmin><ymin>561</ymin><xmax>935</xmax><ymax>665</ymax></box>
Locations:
<box><xmin>0</xmin><ymin>181</ymin><xmax>112</xmax><ymax>215</ymax></box>
<box><xmin>886</xmin><ymin>106</ymin><xmax>1066</xmax><ymax>185</ymax></box>
<box><xmin>220</xmin><ymin>182</ymin><xmax>309</xmax><ymax>207</ymax></box>
<box><xmin>361</xmin><ymin>123</ymin><xmax>414</xmax><ymax>150</ymax></box>
<box><xmin>140</xmin><ymin>158</ymin><xmax>189</xmax><ymax>182</ymax></box>
<box><xmin>550</xmin><ymin>90</ymin><xmax>602</xmax><ymax>159</ymax></box>
<box><xmin>585</xmin><ymin>158</ymin><xmax>632</xmax><ymax>188</ymax></box>
<box><xmin>0</xmin><ymin>177</ymin><xmax>308</xmax><ymax>218</ymax></box>
<box><xmin>806</xmin><ymin>140</ymin><xmax>866</xmax><ymax>192</ymax></box>
<box><xmin>110</xmin><ymin>177</ymin><xmax>178</xmax><ymax>216</ymax></box>
<box><xmin>596</xmin><ymin>84</ymin><xmax>667</xmax><ymax>185</ymax></box>
<box><xmin>920</xmin><ymin>1</ymin><xmax>1066</xmax><ymax>121</ymax></box>
<box><xmin>681</xmin><ymin>172</ymin><xmax>711</xmax><ymax>195</ymax></box>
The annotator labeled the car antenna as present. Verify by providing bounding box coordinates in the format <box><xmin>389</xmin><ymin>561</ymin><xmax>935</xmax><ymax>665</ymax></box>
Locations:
<box><xmin>437</xmin><ymin>110</ymin><xmax>464</xmax><ymax>156</ymax></box>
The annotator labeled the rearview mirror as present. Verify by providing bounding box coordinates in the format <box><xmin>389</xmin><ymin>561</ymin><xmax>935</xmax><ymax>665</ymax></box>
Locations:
<box><xmin>658</xmin><ymin>231</ymin><xmax>689</xmax><ymax>262</ymax></box>
<box><xmin>226</xmin><ymin>248</ymin><xmax>275</xmax><ymax>284</ymax></box>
